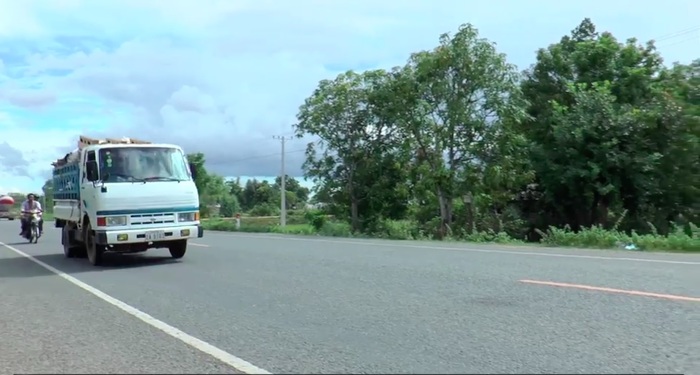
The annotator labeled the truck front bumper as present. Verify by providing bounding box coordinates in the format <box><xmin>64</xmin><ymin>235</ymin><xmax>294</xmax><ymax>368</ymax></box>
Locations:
<box><xmin>94</xmin><ymin>224</ymin><xmax>204</xmax><ymax>245</ymax></box>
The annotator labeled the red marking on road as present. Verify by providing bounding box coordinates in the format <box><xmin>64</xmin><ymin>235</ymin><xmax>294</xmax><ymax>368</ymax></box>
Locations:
<box><xmin>519</xmin><ymin>279</ymin><xmax>700</xmax><ymax>303</ymax></box>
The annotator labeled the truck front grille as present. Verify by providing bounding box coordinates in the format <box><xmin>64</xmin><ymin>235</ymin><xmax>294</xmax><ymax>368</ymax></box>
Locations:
<box><xmin>130</xmin><ymin>213</ymin><xmax>177</xmax><ymax>225</ymax></box>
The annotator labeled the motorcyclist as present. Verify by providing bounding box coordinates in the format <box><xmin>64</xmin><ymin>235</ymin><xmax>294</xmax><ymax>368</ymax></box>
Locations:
<box><xmin>19</xmin><ymin>193</ymin><xmax>43</xmax><ymax>237</ymax></box>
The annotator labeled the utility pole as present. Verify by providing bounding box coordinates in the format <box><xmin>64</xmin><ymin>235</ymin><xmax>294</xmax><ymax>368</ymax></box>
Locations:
<box><xmin>273</xmin><ymin>135</ymin><xmax>293</xmax><ymax>227</ymax></box>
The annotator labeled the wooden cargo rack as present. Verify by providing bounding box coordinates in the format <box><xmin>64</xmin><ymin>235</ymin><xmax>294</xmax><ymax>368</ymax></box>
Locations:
<box><xmin>52</xmin><ymin>136</ymin><xmax>153</xmax><ymax>167</ymax></box>
<box><xmin>79</xmin><ymin>135</ymin><xmax>151</xmax><ymax>146</ymax></box>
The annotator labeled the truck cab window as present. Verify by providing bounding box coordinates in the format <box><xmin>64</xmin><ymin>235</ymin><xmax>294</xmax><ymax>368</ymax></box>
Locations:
<box><xmin>84</xmin><ymin>150</ymin><xmax>97</xmax><ymax>180</ymax></box>
<box><xmin>97</xmin><ymin>147</ymin><xmax>190</xmax><ymax>182</ymax></box>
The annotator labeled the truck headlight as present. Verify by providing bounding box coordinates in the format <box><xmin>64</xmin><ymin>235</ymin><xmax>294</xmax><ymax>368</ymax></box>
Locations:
<box><xmin>106</xmin><ymin>216</ymin><xmax>127</xmax><ymax>226</ymax></box>
<box><xmin>178</xmin><ymin>212</ymin><xmax>198</xmax><ymax>222</ymax></box>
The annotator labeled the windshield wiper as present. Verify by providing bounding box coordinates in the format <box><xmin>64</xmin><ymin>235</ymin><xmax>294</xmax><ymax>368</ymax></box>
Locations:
<box><xmin>104</xmin><ymin>173</ymin><xmax>146</xmax><ymax>184</ymax></box>
<box><xmin>143</xmin><ymin>176</ymin><xmax>182</xmax><ymax>182</ymax></box>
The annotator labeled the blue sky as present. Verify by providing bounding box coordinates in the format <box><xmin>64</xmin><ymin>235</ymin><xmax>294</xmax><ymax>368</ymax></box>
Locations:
<box><xmin>0</xmin><ymin>0</ymin><xmax>698</xmax><ymax>194</ymax></box>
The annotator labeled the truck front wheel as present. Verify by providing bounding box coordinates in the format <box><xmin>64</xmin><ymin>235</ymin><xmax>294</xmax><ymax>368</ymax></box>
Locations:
<box><xmin>168</xmin><ymin>240</ymin><xmax>187</xmax><ymax>259</ymax></box>
<box><xmin>85</xmin><ymin>222</ymin><xmax>105</xmax><ymax>266</ymax></box>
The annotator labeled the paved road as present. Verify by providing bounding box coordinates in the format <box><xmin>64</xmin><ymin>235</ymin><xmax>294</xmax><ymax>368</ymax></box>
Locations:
<box><xmin>1</xmin><ymin>221</ymin><xmax>699</xmax><ymax>374</ymax></box>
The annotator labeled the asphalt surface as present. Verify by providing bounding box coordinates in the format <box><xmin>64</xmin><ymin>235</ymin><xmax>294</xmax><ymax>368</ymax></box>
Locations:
<box><xmin>0</xmin><ymin>221</ymin><xmax>699</xmax><ymax>374</ymax></box>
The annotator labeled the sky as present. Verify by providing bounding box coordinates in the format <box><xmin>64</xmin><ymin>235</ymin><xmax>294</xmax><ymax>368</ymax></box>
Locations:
<box><xmin>0</xmin><ymin>0</ymin><xmax>698</xmax><ymax>194</ymax></box>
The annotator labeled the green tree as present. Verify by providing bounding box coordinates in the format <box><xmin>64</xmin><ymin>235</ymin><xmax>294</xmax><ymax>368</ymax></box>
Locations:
<box><xmin>186</xmin><ymin>153</ymin><xmax>209</xmax><ymax>195</ymax></box>
<box><xmin>186</xmin><ymin>152</ymin><xmax>239</xmax><ymax>218</ymax></box>
<box><xmin>219</xmin><ymin>193</ymin><xmax>241</xmax><ymax>218</ymax></box>
<box><xmin>188</xmin><ymin>18</ymin><xmax>698</xmax><ymax>247</ymax></box>
<box><xmin>544</xmin><ymin>81</ymin><xmax>667</xmax><ymax>228</ymax></box>
<box><xmin>389</xmin><ymin>23</ymin><xmax>529</xmax><ymax>236</ymax></box>
<box><xmin>521</xmin><ymin>18</ymin><xmax>699</xmax><ymax>233</ymax></box>
<box><xmin>241</xmin><ymin>179</ymin><xmax>277</xmax><ymax>213</ymax></box>
<box><xmin>650</xmin><ymin>60</ymin><xmax>700</xmax><ymax>228</ymax></box>
<box><xmin>41</xmin><ymin>178</ymin><xmax>53</xmax><ymax>214</ymax></box>
<box><xmin>227</xmin><ymin>177</ymin><xmax>244</xmax><ymax>207</ymax></box>
<box><xmin>295</xmin><ymin>69</ymin><xmax>404</xmax><ymax>231</ymax></box>
<box><xmin>273</xmin><ymin>175</ymin><xmax>310</xmax><ymax>209</ymax></box>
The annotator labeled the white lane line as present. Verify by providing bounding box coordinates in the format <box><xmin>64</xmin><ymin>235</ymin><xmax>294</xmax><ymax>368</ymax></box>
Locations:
<box><xmin>190</xmin><ymin>242</ymin><xmax>210</xmax><ymax>247</ymax></box>
<box><xmin>205</xmin><ymin>232</ymin><xmax>700</xmax><ymax>266</ymax></box>
<box><xmin>0</xmin><ymin>241</ymin><xmax>271</xmax><ymax>375</ymax></box>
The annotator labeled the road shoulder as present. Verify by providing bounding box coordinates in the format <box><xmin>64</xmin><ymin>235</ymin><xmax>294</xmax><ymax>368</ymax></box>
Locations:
<box><xmin>0</xmin><ymin>245</ymin><xmax>241</xmax><ymax>375</ymax></box>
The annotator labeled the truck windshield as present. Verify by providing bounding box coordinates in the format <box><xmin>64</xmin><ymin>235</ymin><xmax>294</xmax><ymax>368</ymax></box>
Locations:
<box><xmin>97</xmin><ymin>147</ymin><xmax>191</xmax><ymax>183</ymax></box>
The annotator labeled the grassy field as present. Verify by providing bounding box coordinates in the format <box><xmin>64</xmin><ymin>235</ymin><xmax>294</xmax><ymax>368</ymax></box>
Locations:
<box><xmin>31</xmin><ymin>211</ymin><xmax>699</xmax><ymax>252</ymax></box>
<box><xmin>199</xmin><ymin>215</ymin><xmax>700</xmax><ymax>252</ymax></box>
<box><xmin>200</xmin><ymin>215</ymin><xmax>335</xmax><ymax>235</ymax></box>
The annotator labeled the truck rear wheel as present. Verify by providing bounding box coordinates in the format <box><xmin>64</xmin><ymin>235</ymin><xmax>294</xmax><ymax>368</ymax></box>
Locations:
<box><xmin>168</xmin><ymin>240</ymin><xmax>187</xmax><ymax>259</ymax></box>
<box><xmin>62</xmin><ymin>226</ymin><xmax>82</xmax><ymax>258</ymax></box>
<box><xmin>85</xmin><ymin>222</ymin><xmax>105</xmax><ymax>266</ymax></box>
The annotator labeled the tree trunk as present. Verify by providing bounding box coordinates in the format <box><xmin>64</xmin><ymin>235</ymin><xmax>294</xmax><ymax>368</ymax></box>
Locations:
<box><xmin>437</xmin><ymin>188</ymin><xmax>453</xmax><ymax>239</ymax></box>
<box><xmin>589</xmin><ymin>191</ymin><xmax>601</xmax><ymax>228</ymax></box>
<box><xmin>350</xmin><ymin>197</ymin><xmax>360</xmax><ymax>232</ymax></box>
<box><xmin>348</xmin><ymin>162</ymin><xmax>360</xmax><ymax>233</ymax></box>
<box><xmin>463</xmin><ymin>192</ymin><xmax>474</xmax><ymax>234</ymax></box>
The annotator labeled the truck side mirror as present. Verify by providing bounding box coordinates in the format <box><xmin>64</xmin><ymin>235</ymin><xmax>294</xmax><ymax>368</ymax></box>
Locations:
<box><xmin>189</xmin><ymin>162</ymin><xmax>198</xmax><ymax>181</ymax></box>
<box><xmin>85</xmin><ymin>160</ymin><xmax>99</xmax><ymax>182</ymax></box>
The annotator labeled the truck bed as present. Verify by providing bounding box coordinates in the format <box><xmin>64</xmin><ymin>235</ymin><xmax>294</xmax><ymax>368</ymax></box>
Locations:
<box><xmin>54</xmin><ymin>199</ymin><xmax>81</xmax><ymax>222</ymax></box>
<box><xmin>52</xmin><ymin>162</ymin><xmax>81</xmax><ymax>222</ymax></box>
<box><xmin>53</xmin><ymin>162</ymin><xmax>81</xmax><ymax>200</ymax></box>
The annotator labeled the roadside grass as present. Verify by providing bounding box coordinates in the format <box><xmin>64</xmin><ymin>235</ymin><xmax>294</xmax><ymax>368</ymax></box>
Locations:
<box><xmin>201</xmin><ymin>217</ymin><xmax>352</xmax><ymax>237</ymax></box>
<box><xmin>536</xmin><ymin>224</ymin><xmax>700</xmax><ymax>253</ymax></box>
<box><xmin>1</xmin><ymin>211</ymin><xmax>54</xmax><ymax>221</ymax></box>
<box><xmin>201</xmin><ymin>214</ymin><xmax>700</xmax><ymax>253</ymax></box>
<box><xmin>42</xmin><ymin>210</ymin><xmax>698</xmax><ymax>252</ymax></box>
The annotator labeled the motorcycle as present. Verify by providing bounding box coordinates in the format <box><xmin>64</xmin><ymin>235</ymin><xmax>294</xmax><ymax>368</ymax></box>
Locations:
<box><xmin>21</xmin><ymin>211</ymin><xmax>42</xmax><ymax>243</ymax></box>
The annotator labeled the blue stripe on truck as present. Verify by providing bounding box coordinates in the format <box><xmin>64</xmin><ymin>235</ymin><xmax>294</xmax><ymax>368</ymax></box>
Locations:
<box><xmin>96</xmin><ymin>206</ymin><xmax>199</xmax><ymax>216</ymax></box>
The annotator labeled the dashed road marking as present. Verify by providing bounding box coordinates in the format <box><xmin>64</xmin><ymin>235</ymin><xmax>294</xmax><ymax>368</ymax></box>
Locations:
<box><xmin>520</xmin><ymin>279</ymin><xmax>700</xmax><ymax>302</ymax></box>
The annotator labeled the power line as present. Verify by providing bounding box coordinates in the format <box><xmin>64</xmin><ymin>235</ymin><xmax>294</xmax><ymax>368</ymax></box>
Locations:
<box><xmin>653</xmin><ymin>25</ymin><xmax>700</xmax><ymax>49</ymax></box>
<box><xmin>658</xmin><ymin>35</ymin><xmax>699</xmax><ymax>48</ymax></box>
<box><xmin>226</xmin><ymin>148</ymin><xmax>306</xmax><ymax>164</ymax></box>
<box><xmin>654</xmin><ymin>25</ymin><xmax>700</xmax><ymax>42</ymax></box>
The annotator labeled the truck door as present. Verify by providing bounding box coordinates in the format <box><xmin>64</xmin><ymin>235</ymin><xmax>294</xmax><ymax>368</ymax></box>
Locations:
<box><xmin>81</xmin><ymin>150</ymin><xmax>98</xmax><ymax>224</ymax></box>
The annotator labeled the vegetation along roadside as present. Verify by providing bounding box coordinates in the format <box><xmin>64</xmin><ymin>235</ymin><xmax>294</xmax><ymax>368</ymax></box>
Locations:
<box><xmin>27</xmin><ymin>18</ymin><xmax>700</xmax><ymax>253</ymax></box>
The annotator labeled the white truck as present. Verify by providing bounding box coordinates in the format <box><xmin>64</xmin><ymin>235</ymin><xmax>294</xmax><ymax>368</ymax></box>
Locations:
<box><xmin>52</xmin><ymin>135</ymin><xmax>204</xmax><ymax>265</ymax></box>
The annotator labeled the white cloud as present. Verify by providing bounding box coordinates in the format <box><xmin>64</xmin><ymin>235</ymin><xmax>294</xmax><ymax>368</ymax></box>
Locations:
<box><xmin>0</xmin><ymin>111</ymin><xmax>79</xmax><ymax>181</ymax></box>
<box><xmin>0</xmin><ymin>88</ymin><xmax>56</xmax><ymax>109</ymax></box>
<box><xmin>0</xmin><ymin>0</ymin><xmax>698</xmax><ymax>193</ymax></box>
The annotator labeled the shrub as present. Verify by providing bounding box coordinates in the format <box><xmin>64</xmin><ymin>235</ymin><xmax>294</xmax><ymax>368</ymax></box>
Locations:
<box><xmin>200</xmin><ymin>214</ymin><xmax>699</xmax><ymax>252</ymax></box>
<box><xmin>249</xmin><ymin>203</ymin><xmax>280</xmax><ymax>217</ymax></box>
<box><xmin>304</xmin><ymin>209</ymin><xmax>327</xmax><ymax>231</ymax></box>
<box><xmin>375</xmin><ymin>219</ymin><xmax>421</xmax><ymax>240</ymax></box>
<box><xmin>270</xmin><ymin>224</ymin><xmax>317</xmax><ymax>235</ymax></box>
<box><xmin>536</xmin><ymin>223</ymin><xmax>700</xmax><ymax>252</ymax></box>
<box><xmin>318</xmin><ymin>221</ymin><xmax>352</xmax><ymax>237</ymax></box>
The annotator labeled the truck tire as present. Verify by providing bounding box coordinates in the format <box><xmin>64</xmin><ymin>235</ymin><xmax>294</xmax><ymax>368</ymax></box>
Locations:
<box><xmin>85</xmin><ymin>222</ymin><xmax>105</xmax><ymax>266</ymax></box>
<box><xmin>62</xmin><ymin>226</ymin><xmax>82</xmax><ymax>258</ymax></box>
<box><xmin>168</xmin><ymin>240</ymin><xmax>187</xmax><ymax>259</ymax></box>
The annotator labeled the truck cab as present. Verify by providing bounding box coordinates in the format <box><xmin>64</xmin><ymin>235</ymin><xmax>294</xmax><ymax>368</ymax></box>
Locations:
<box><xmin>53</xmin><ymin>136</ymin><xmax>203</xmax><ymax>265</ymax></box>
